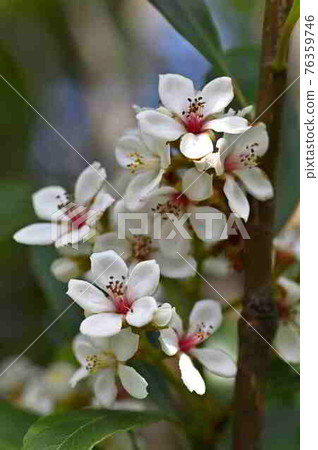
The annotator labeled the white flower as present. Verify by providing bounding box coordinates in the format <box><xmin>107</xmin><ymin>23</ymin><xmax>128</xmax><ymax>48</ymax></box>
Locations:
<box><xmin>94</xmin><ymin>198</ymin><xmax>197</xmax><ymax>279</ymax></box>
<box><xmin>159</xmin><ymin>300</ymin><xmax>236</xmax><ymax>394</ymax></box>
<box><xmin>196</xmin><ymin>123</ymin><xmax>274</xmax><ymax>221</ymax></box>
<box><xmin>274</xmin><ymin>227</ymin><xmax>300</xmax><ymax>262</ymax></box>
<box><xmin>70</xmin><ymin>328</ymin><xmax>148</xmax><ymax>407</ymax></box>
<box><xmin>13</xmin><ymin>162</ymin><xmax>114</xmax><ymax>248</ymax></box>
<box><xmin>116</xmin><ymin>130</ymin><xmax>171</xmax><ymax>210</ymax></box>
<box><xmin>67</xmin><ymin>250</ymin><xmax>161</xmax><ymax>338</ymax></box>
<box><xmin>137</xmin><ymin>74</ymin><xmax>249</xmax><ymax>160</ymax></box>
<box><xmin>0</xmin><ymin>357</ymin><xmax>38</xmax><ymax>397</ymax></box>
<box><xmin>50</xmin><ymin>242</ymin><xmax>92</xmax><ymax>282</ymax></box>
<box><xmin>274</xmin><ymin>277</ymin><xmax>300</xmax><ymax>364</ymax></box>
<box><xmin>145</xmin><ymin>169</ymin><xmax>228</xmax><ymax>243</ymax></box>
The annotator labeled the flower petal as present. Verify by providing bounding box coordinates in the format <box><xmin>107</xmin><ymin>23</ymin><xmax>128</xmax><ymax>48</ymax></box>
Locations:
<box><xmin>69</xmin><ymin>367</ymin><xmax>88</xmax><ymax>388</ymax></box>
<box><xmin>93</xmin><ymin>232</ymin><xmax>131</xmax><ymax>256</ymax></box>
<box><xmin>137</xmin><ymin>110</ymin><xmax>185</xmax><ymax>141</ymax></box>
<box><xmin>234</xmin><ymin>168</ymin><xmax>274</xmax><ymax>201</ymax></box>
<box><xmin>277</xmin><ymin>277</ymin><xmax>300</xmax><ymax>305</ymax></box>
<box><xmin>32</xmin><ymin>186</ymin><xmax>66</xmax><ymax>220</ymax></box>
<box><xmin>223</xmin><ymin>174</ymin><xmax>250</xmax><ymax>221</ymax></box>
<box><xmin>182</xmin><ymin>167</ymin><xmax>212</xmax><ymax>201</ymax></box>
<box><xmin>91</xmin><ymin>189</ymin><xmax>115</xmax><ymax>214</ymax></box>
<box><xmin>13</xmin><ymin>223</ymin><xmax>55</xmax><ymax>245</ymax></box>
<box><xmin>158</xmin><ymin>328</ymin><xmax>179</xmax><ymax>356</ymax></box>
<box><xmin>72</xmin><ymin>333</ymin><xmax>100</xmax><ymax>366</ymax></box>
<box><xmin>90</xmin><ymin>250</ymin><xmax>128</xmax><ymax>288</ymax></box>
<box><xmin>205</xmin><ymin>116</ymin><xmax>249</xmax><ymax>134</ymax></box>
<box><xmin>231</xmin><ymin>122</ymin><xmax>269</xmax><ymax>157</ymax></box>
<box><xmin>156</xmin><ymin>254</ymin><xmax>197</xmax><ymax>279</ymax></box>
<box><xmin>159</xmin><ymin>74</ymin><xmax>195</xmax><ymax>116</ymax></box>
<box><xmin>274</xmin><ymin>323</ymin><xmax>300</xmax><ymax>364</ymax></box>
<box><xmin>126</xmin><ymin>260</ymin><xmax>160</xmax><ymax>300</ymax></box>
<box><xmin>188</xmin><ymin>299</ymin><xmax>222</xmax><ymax>337</ymax></box>
<box><xmin>189</xmin><ymin>205</ymin><xmax>228</xmax><ymax>242</ymax></box>
<box><xmin>116</xmin><ymin>131</ymin><xmax>150</xmax><ymax>168</ymax></box>
<box><xmin>180</xmin><ymin>133</ymin><xmax>213</xmax><ymax>159</ymax></box>
<box><xmin>67</xmin><ymin>279</ymin><xmax>113</xmax><ymax>313</ymax></box>
<box><xmin>179</xmin><ymin>353</ymin><xmax>206</xmax><ymax>395</ymax></box>
<box><xmin>74</xmin><ymin>162</ymin><xmax>106</xmax><ymax>205</ymax></box>
<box><xmin>51</xmin><ymin>257</ymin><xmax>82</xmax><ymax>283</ymax></box>
<box><xmin>110</xmin><ymin>328</ymin><xmax>139</xmax><ymax>362</ymax></box>
<box><xmin>125</xmin><ymin>170</ymin><xmax>164</xmax><ymax>211</ymax></box>
<box><xmin>126</xmin><ymin>296</ymin><xmax>157</xmax><ymax>327</ymax></box>
<box><xmin>153</xmin><ymin>303</ymin><xmax>173</xmax><ymax>327</ymax></box>
<box><xmin>80</xmin><ymin>313</ymin><xmax>123</xmax><ymax>338</ymax></box>
<box><xmin>94</xmin><ymin>369</ymin><xmax>117</xmax><ymax>407</ymax></box>
<box><xmin>201</xmin><ymin>77</ymin><xmax>234</xmax><ymax>115</ymax></box>
<box><xmin>118</xmin><ymin>364</ymin><xmax>148</xmax><ymax>399</ymax></box>
<box><xmin>191</xmin><ymin>348</ymin><xmax>236</xmax><ymax>378</ymax></box>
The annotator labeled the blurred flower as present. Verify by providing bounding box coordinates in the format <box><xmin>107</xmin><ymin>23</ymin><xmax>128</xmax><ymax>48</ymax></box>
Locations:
<box><xmin>67</xmin><ymin>250</ymin><xmax>163</xmax><ymax>337</ymax></box>
<box><xmin>13</xmin><ymin>162</ymin><xmax>114</xmax><ymax>248</ymax></box>
<box><xmin>159</xmin><ymin>300</ymin><xmax>236</xmax><ymax>394</ymax></box>
<box><xmin>71</xmin><ymin>329</ymin><xmax>148</xmax><ymax>407</ymax></box>
<box><xmin>116</xmin><ymin>129</ymin><xmax>171</xmax><ymax>210</ymax></box>
<box><xmin>0</xmin><ymin>357</ymin><xmax>38</xmax><ymax>398</ymax></box>
<box><xmin>274</xmin><ymin>277</ymin><xmax>300</xmax><ymax>364</ymax></box>
<box><xmin>137</xmin><ymin>74</ymin><xmax>249</xmax><ymax>159</ymax></box>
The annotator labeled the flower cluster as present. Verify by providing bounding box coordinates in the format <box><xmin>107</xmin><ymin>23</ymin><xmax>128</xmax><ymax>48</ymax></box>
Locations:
<box><xmin>11</xmin><ymin>74</ymin><xmax>299</xmax><ymax>414</ymax></box>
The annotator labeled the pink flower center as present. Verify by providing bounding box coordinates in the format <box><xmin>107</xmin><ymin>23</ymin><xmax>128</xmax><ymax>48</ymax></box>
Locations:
<box><xmin>57</xmin><ymin>194</ymin><xmax>90</xmax><ymax>230</ymax></box>
<box><xmin>224</xmin><ymin>146</ymin><xmax>259</xmax><ymax>172</ymax></box>
<box><xmin>182</xmin><ymin>97</ymin><xmax>205</xmax><ymax>134</ymax></box>
<box><xmin>169</xmin><ymin>192</ymin><xmax>191</xmax><ymax>208</ymax></box>
<box><xmin>113</xmin><ymin>296</ymin><xmax>133</xmax><ymax>314</ymax></box>
<box><xmin>179</xmin><ymin>332</ymin><xmax>207</xmax><ymax>353</ymax></box>
<box><xmin>105</xmin><ymin>275</ymin><xmax>132</xmax><ymax>315</ymax></box>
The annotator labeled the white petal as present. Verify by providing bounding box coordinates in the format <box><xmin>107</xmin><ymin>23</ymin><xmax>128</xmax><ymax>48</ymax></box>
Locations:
<box><xmin>234</xmin><ymin>168</ymin><xmax>274</xmax><ymax>201</ymax></box>
<box><xmin>232</xmin><ymin>123</ymin><xmax>269</xmax><ymax>157</ymax></box>
<box><xmin>205</xmin><ymin>116</ymin><xmax>249</xmax><ymax>134</ymax></box>
<box><xmin>188</xmin><ymin>299</ymin><xmax>222</xmax><ymax>337</ymax></box>
<box><xmin>91</xmin><ymin>189</ymin><xmax>115</xmax><ymax>214</ymax></box>
<box><xmin>157</xmin><ymin>254</ymin><xmax>197</xmax><ymax>279</ymax></box>
<box><xmin>118</xmin><ymin>364</ymin><xmax>148</xmax><ymax>399</ymax></box>
<box><xmin>170</xmin><ymin>309</ymin><xmax>184</xmax><ymax>336</ymax></box>
<box><xmin>191</xmin><ymin>348</ymin><xmax>236</xmax><ymax>378</ymax></box>
<box><xmin>80</xmin><ymin>313</ymin><xmax>123</xmax><ymax>338</ymax></box>
<box><xmin>201</xmin><ymin>77</ymin><xmax>234</xmax><ymax>115</ymax></box>
<box><xmin>94</xmin><ymin>369</ymin><xmax>117</xmax><ymax>408</ymax></box>
<box><xmin>159</xmin><ymin>220</ymin><xmax>191</xmax><ymax>257</ymax></box>
<box><xmin>67</xmin><ymin>279</ymin><xmax>113</xmax><ymax>313</ymax></box>
<box><xmin>223</xmin><ymin>175</ymin><xmax>250</xmax><ymax>221</ymax></box>
<box><xmin>51</xmin><ymin>257</ymin><xmax>81</xmax><ymax>282</ymax></box>
<box><xmin>32</xmin><ymin>186</ymin><xmax>66</xmax><ymax>220</ymax></box>
<box><xmin>124</xmin><ymin>170</ymin><xmax>164</xmax><ymax>211</ymax></box>
<box><xmin>158</xmin><ymin>73</ymin><xmax>195</xmax><ymax>116</ymax></box>
<box><xmin>74</xmin><ymin>162</ymin><xmax>106</xmax><ymax>205</ymax></box>
<box><xmin>93</xmin><ymin>232</ymin><xmax>130</xmax><ymax>256</ymax></box>
<box><xmin>189</xmin><ymin>205</ymin><xmax>228</xmax><ymax>242</ymax></box>
<box><xmin>158</xmin><ymin>328</ymin><xmax>179</xmax><ymax>356</ymax></box>
<box><xmin>13</xmin><ymin>223</ymin><xmax>55</xmax><ymax>245</ymax></box>
<box><xmin>153</xmin><ymin>303</ymin><xmax>173</xmax><ymax>327</ymax></box>
<box><xmin>90</xmin><ymin>250</ymin><xmax>128</xmax><ymax>288</ymax></box>
<box><xmin>277</xmin><ymin>277</ymin><xmax>300</xmax><ymax>305</ymax></box>
<box><xmin>69</xmin><ymin>367</ymin><xmax>88</xmax><ymax>388</ymax></box>
<box><xmin>126</xmin><ymin>260</ymin><xmax>160</xmax><ymax>300</ymax></box>
<box><xmin>110</xmin><ymin>328</ymin><xmax>139</xmax><ymax>362</ymax></box>
<box><xmin>72</xmin><ymin>333</ymin><xmax>99</xmax><ymax>366</ymax></box>
<box><xmin>180</xmin><ymin>133</ymin><xmax>213</xmax><ymax>159</ymax></box>
<box><xmin>182</xmin><ymin>167</ymin><xmax>212</xmax><ymax>201</ymax></box>
<box><xmin>203</xmin><ymin>255</ymin><xmax>232</xmax><ymax>278</ymax></box>
<box><xmin>274</xmin><ymin>323</ymin><xmax>300</xmax><ymax>364</ymax></box>
<box><xmin>126</xmin><ymin>296</ymin><xmax>157</xmax><ymax>327</ymax></box>
<box><xmin>115</xmin><ymin>131</ymin><xmax>150</xmax><ymax>168</ymax></box>
<box><xmin>137</xmin><ymin>110</ymin><xmax>185</xmax><ymax>141</ymax></box>
<box><xmin>179</xmin><ymin>353</ymin><xmax>206</xmax><ymax>395</ymax></box>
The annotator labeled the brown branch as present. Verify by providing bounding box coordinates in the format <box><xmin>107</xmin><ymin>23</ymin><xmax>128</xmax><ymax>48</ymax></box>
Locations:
<box><xmin>232</xmin><ymin>1</ymin><xmax>293</xmax><ymax>449</ymax></box>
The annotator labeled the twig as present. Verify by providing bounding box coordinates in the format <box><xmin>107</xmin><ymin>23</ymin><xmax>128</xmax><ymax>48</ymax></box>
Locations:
<box><xmin>232</xmin><ymin>1</ymin><xmax>294</xmax><ymax>449</ymax></box>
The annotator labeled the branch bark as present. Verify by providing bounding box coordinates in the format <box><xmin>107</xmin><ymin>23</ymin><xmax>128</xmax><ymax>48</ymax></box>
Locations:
<box><xmin>233</xmin><ymin>1</ymin><xmax>293</xmax><ymax>449</ymax></box>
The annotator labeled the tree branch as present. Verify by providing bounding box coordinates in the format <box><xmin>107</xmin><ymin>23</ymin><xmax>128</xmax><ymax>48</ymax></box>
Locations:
<box><xmin>233</xmin><ymin>1</ymin><xmax>293</xmax><ymax>449</ymax></box>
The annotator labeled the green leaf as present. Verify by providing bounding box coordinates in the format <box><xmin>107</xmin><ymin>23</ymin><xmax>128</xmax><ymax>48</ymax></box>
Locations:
<box><xmin>147</xmin><ymin>0</ymin><xmax>222</xmax><ymax>64</ymax></box>
<box><xmin>23</xmin><ymin>409</ymin><xmax>169</xmax><ymax>450</ymax></box>
<box><xmin>0</xmin><ymin>402</ymin><xmax>38</xmax><ymax>450</ymax></box>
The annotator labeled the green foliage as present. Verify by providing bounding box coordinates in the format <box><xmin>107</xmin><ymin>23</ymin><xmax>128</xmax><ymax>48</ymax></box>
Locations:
<box><xmin>147</xmin><ymin>0</ymin><xmax>223</xmax><ymax>65</ymax></box>
<box><xmin>23</xmin><ymin>409</ymin><xmax>169</xmax><ymax>450</ymax></box>
<box><xmin>0</xmin><ymin>402</ymin><xmax>38</xmax><ymax>450</ymax></box>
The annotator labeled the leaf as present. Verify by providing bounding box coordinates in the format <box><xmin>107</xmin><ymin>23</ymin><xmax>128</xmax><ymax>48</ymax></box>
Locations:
<box><xmin>0</xmin><ymin>402</ymin><xmax>38</xmax><ymax>450</ymax></box>
<box><xmin>23</xmin><ymin>409</ymin><xmax>169</xmax><ymax>450</ymax></box>
<box><xmin>147</xmin><ymin>0</ymin><xmax>223</xmax><ymax>65</ymax></box>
